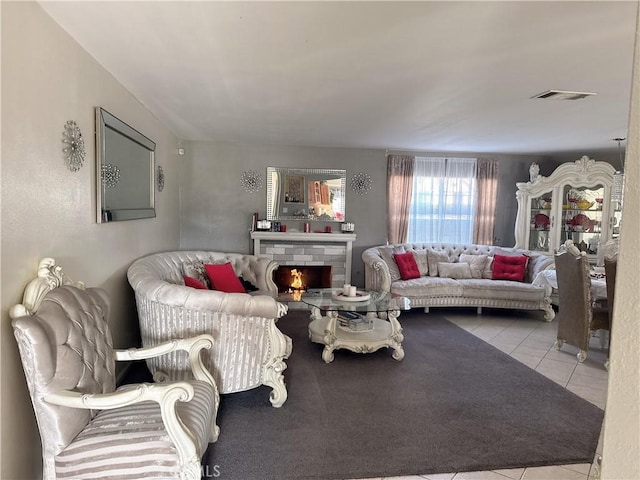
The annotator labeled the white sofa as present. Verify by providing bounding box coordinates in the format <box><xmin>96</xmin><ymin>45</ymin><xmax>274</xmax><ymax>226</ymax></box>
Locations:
<box><xmin>127</xmin><ymin>250</ymin><xmax>292</xmax><ymax>407</ymax></box>
<box><xmin>362</xmin><ymin>243</ymin><xmax>555</xmax><ymax>321</ymax></box>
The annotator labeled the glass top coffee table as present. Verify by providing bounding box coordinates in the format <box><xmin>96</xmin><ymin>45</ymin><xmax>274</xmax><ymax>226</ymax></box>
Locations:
<box><xmin>300</xmin><ymin>289</ymin><xmax>410</xmax><ymax>363</ymax></box>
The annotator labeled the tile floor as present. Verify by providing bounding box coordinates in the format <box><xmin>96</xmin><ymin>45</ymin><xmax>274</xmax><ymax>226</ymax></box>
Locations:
<box><xmin>354</xmin><ymin>308</ymin><xmax>608</xmax><ymax>480</ymax></box>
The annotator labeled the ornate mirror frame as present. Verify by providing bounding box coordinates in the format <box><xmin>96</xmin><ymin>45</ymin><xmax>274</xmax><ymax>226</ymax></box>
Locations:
<box><xmin>95</xmin><ymin>107</ymin><xmax>156</xmax><ymax>223</ymax></box>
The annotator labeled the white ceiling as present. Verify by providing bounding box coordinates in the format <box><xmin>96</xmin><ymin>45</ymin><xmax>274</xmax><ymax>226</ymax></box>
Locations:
<box><xmin>40</xmin><ymin>1</ymin><xmax>638</xmax><ymax>156</ymax></box>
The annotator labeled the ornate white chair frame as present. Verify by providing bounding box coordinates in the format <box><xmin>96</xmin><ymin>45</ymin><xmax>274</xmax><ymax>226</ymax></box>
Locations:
<box><xmin>11</xmin><ymin>258</ymin><xmax>220</xmax><ymax>480</ymax></box>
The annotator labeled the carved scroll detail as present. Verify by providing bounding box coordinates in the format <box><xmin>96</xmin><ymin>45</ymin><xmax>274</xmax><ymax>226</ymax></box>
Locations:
<box><xmin>10</xmin><ymin>258</ymin><xmax>84</xmax><ymax>319</ymax></box>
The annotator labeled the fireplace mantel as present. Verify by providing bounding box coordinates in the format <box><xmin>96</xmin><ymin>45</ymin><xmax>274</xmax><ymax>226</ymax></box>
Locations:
<box><xmin>250</xmin><ymin>231</ymin><xmax>357</xmax><ymax>286</ymax></box>
<box><xmin>251</xmin><ymin>231</ymin><xmax>356</xmax><ymax>244</ymax></box>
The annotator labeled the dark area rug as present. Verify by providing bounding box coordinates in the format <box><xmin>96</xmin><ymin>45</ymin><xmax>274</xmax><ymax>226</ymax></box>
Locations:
<box><xmin>198</xmin><ymin>309</ymin><xmax>604</xmax><ymax>480</ymax></box>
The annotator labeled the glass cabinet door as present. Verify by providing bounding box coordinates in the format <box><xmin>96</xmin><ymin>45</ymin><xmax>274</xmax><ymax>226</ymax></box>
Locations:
<box><xmin>515</xmin><ymin>158</ymin><xmax>617</xmax><ymax>257</ymax></box>
<box><xmin>560</xmin><ymin>184</ymin><xmax>605</xmax><ymax>258</ymax></box>
<box><xmin>527</xmin><ymin>191</ymin><xmax>554</xmax><ymax>253</ymax></box>
<box><xmin>610</xmin><ymin>189</ymin><xmax>623</xmax><ymax>241</ymax></box>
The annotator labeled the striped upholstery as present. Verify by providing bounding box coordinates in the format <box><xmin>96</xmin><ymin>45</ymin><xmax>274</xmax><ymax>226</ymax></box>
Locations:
<box><xmin>55</xmin><ymin>380</ymin><xmax>215</xmax><ymax>480</ymax></box>
<box><xmin>137</xmin><ymin>295</ymin><xmax>273</xmax><ymax>392</ymax></box>
<box><xmin>12</xmin><ymin>277</ymin><xmax>217</xmax><ymax>480</ymax></box>
<box><xmin>127</xmin><ymin>251</ymin><xmax>292</xmax><ymax>407</ymax></box>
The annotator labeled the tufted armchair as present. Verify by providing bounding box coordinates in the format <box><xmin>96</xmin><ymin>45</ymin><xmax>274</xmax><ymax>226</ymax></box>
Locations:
<box><xmin>10</xmin><ymin>258</ymin><xmax>219</xmax><ymax>480</ymax></box>
<box><xmin>127</xmin><ymin>250</ymin><xmax>292</xmax><ymax>407</ymax></box>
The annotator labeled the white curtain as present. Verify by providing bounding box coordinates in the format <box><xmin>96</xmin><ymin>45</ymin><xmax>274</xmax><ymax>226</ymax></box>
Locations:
<box><xmin>408</xmin><ymin>157</ymin><xmax>477</xmax><ymax>243</ymax></box>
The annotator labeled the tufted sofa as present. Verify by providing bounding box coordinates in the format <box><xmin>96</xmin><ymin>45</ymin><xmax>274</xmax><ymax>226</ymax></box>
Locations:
<box><xmin>127</xmin><ymin>250</ymin><xmax>292</xmax><ymax>407</ymax></box>
<box><xmin>362</xmin><ymin>243</ymin><xmax>555</xmax><ymax>321</ymax></box>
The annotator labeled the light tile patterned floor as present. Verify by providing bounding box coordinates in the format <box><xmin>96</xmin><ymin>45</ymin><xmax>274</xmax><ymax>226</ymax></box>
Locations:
<box><xmin>354</xmin><ymin>308</ymin><xmax>608</xmax><ymax>480</ymax></box>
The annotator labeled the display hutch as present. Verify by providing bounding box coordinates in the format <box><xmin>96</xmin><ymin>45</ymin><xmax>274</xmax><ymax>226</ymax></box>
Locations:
<box><xmin>514</xmin><ymin>156</ymin><xmax>620</xmax><ymax>263</ymax></box>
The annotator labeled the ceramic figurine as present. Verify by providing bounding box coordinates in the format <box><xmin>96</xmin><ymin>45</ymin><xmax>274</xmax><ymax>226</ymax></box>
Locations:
<box><xmin>529</xmin><ymin>162</ymin><xmax>540</xmax><ymax>182</ymax></box>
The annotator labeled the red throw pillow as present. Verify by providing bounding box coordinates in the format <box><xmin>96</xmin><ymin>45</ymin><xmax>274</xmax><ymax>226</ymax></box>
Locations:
<box><xmin>393</xmin><ymin>252</ymin><xmax>421</xmax><ymax>280</ymax></box>
<box><xmin>184</xmin><ymin>275</ymin><xmax>208</xmax><ymax>290</ymax></box>
<box><xmin>491</xmin><ymin>254</ymin><xmax>528</xmax><ymax>282</ymax></box>
<box><xmin>205</xmin><ymin>262</ymin><xmax>247</xmax><ymax>293</ymax></box>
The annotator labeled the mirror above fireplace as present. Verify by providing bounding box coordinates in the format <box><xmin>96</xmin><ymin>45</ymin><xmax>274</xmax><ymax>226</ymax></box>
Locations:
<box><xmin>266</xmin><ymin>167</ymin><xmax>346</xmax><ymax>222</ymax></box>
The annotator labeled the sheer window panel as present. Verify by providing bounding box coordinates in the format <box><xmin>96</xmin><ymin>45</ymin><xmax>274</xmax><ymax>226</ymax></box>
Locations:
<box><xmin>408</xmin><ymin>157</ymin><xmax>477</xmax><ymax>243</ymax></box>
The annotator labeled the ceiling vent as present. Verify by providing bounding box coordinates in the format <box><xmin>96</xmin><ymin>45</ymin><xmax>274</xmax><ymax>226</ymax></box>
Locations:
<box><xmin>531</xmin><ymin>90</ymin><xmax>597</xmax><ymax>101</ymax></box>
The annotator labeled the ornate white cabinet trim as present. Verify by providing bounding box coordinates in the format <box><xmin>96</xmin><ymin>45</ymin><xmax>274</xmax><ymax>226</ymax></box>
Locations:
<box><xmin>514</xmin><ymin>156</ymin><xmax>616</xmax><ymax>257</ymax></box>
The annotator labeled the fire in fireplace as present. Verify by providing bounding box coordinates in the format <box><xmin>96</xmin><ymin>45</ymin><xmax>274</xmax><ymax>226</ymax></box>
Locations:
<box><xmin>274</xmin><ymin>265</ymin><xmax>333</xmax><ymax>293</ymax></box>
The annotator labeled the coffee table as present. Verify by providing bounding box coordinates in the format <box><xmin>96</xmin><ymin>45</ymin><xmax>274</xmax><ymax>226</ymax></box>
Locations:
<box><xmin>301</xmin><ymin>289</ymin><xmax>410</xmax><ymax>363</ymax></box>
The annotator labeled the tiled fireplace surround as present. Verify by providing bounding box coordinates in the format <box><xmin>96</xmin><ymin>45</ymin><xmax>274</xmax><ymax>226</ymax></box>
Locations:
<box><xmin>250</xmin><ymin>232</ymin><xmax>357</xmax><ymax>290</ymax></box>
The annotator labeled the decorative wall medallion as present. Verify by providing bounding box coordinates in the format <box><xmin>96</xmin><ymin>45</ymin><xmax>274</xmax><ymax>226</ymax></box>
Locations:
<box><xmin>156</xmin><ymin>165</ymin><xmax>165</xmax><ymax>192</ymax></box>
<box><xmin>350</xmin><ymin>172</ymin><xmax>372</xmax><ymax>195</ymax></box>
<box><xmin>62</xmin><ymin>120</ymin><xmax>86</xmax><ymax>171</ymax></box>
<box><xmin>240</xmin><ymin>170</ymin><xmax>263</xmax><ymax>193</ymax></box>
<box><xmin>101</xmin><ymin>164</ymin><xmax>121</xmax><ymax>188</ymax></box>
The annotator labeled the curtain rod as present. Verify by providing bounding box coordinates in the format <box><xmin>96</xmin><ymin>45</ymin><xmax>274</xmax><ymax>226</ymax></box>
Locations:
<box><xmin>385</xmin><ymin>150</ymin><xmax>479</xmax><ymax>159</ymax></box>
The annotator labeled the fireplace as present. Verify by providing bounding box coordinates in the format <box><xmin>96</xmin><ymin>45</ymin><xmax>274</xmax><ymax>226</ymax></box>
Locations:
<box><xmin>251</xmin><ymin>231</ymin><xmax>356</xmax><ymax>289</ymax></box>
<box><xmin>274</xmin><ymin>265</ymin><xmax>333</xmax><ymax>293</ymax></box>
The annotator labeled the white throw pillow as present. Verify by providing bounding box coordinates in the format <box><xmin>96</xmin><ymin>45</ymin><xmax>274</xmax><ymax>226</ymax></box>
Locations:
<box><xmin>410</xmin><ymin>250</ymin><xmax>429</xmax><ymax>276</ymax></box>
<box><xmin>437</xmin><ymin>262</ymin><xmax>472</xmax><ymax>279</ymax></box>
<box><xmin>427</xmin><ymin>250</ymin><xmax>449</xmax><ymax>277</ymax></box>
<box><xmin>482</xmin><ymin>256</ymin><xmax>494</xmax><ymax>279</ymax></box>
<box><xmin>459</xmin><ymin>254</ymin><xmax>488</xmax><ymax>279</ymax></box>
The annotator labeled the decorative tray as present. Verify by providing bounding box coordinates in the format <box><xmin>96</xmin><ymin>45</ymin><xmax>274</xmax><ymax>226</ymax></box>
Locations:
<box><xmin>332</xmin><ymin>291</ymin><xmax>371</xmax><ymax>302</ymax></box>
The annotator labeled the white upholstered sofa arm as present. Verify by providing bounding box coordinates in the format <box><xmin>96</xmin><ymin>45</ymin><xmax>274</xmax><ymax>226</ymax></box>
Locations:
<box><xmin>362</xmin><ymin>249</ymin><xmax>392</xmax><ymax>292</ymax></box>
<box><xmin>527</xmin><ymin>253</ymin><xmax>555</xmax><ymax>282</ymax></box>
<box><xmin>236</xmin><ymin>255</ymin><xmax>279</xmax><ymax>295</ymax></box>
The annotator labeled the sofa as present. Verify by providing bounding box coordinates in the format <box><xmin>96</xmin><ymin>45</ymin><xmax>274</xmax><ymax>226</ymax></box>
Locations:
<box><xmin>362</xmin><ymin>243</ymin><xmax>555</xmax><ymax>321</ymax></box>
<box><xmin>127</xmin><ymin>250</ymin><xmax>292</xmax><ymax>407</ymax></box>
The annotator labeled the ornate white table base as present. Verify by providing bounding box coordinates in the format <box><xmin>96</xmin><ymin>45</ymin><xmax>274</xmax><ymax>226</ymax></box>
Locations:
<box><xmin>307</xmin><ymin>308</ymin><xmax>405</xmax><ymax>363</ymax></box>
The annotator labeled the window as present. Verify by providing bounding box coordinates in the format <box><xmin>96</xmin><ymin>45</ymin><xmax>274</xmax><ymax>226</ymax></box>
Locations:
<box><xmin>408</xmin><ymin>157</ymin><xmax>477</xmax><ymax>243</ymax></box>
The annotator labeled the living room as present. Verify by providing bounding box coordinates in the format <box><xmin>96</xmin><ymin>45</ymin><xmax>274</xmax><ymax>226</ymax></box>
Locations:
<box><xmin>2</xmin><ymin>2</ymin><xmax>639</xmax><ymax>480</ymax></box>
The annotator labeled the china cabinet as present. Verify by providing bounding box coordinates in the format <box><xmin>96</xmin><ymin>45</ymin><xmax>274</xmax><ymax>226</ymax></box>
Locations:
<box><xmin>515</xmin><ymin>156</ymin><xmax>619</xmax><ymax>262</ymax></box>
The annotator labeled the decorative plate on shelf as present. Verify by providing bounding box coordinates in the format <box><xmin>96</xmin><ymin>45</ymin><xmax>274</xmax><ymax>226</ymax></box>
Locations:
<box><xmin>570</xmin><ymin>213</ymin><xmax>593</xmax><ymax>232</ymax></box>
<box><xmin>533</xmin><ymin>213</ymin><xmax>550</xmax><ymax>229</ymax></box>
<box><xmin>332</xmin><ymin>291</ymin><xmax>371</xmax><ymax>302</ymax></box>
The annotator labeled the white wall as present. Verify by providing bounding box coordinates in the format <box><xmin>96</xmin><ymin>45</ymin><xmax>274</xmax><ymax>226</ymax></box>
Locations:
<box><xmin>179</xmin><ymin>141</ymin><xmax>389</xmax><ymax>287</ymax></box>
<box><xmin>1</xmin><ymin>3</ymin><xmax>181</xmax><ymax>478</ymax></box>
<box><xmin>601</xmin><ymin>3</ymin><xmax>640</xmax><ymax>479</ymax></box>
<box><xmin>179</xmin><ymin>141</ymin><xmax>551</xmax><ymax>287</ymax></box>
